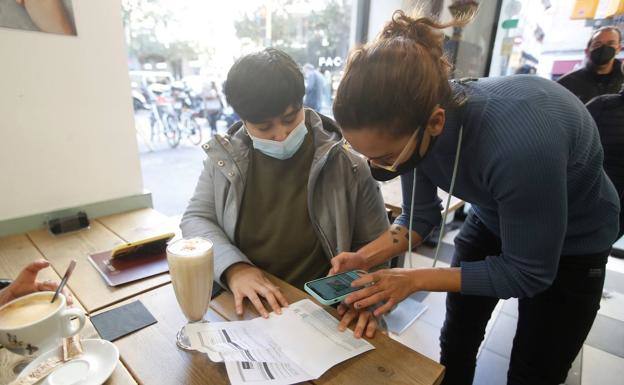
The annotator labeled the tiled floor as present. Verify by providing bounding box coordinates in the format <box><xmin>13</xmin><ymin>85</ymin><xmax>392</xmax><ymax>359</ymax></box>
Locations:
<box><xmin>390</xmin><ymin>230</ymin><xmax>624</xmax><ymax>385</ymax></box>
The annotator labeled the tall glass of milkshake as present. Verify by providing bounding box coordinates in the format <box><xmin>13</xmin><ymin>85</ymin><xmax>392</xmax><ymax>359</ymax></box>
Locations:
<box><xmin>166</xmin><ymin>237</ymin><xmax>214</xmax><ymax>350</ymax></box>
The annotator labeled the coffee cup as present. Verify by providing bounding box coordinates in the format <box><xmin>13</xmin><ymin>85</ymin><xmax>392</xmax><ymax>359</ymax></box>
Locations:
<box><xmin>0</xmin><ymin>291</ymin><xmax>85</xmax><ymax>356</ymax></box>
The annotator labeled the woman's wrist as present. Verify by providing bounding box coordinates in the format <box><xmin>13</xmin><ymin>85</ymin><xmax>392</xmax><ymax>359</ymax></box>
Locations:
<box><xmin>408</xmin><ymin>269</ymin><xmax>425</xmax><ymax>292</ymax></box>
<box><xmin>358</xmin><ymin>228</ymin><xmax>407</xmax><ymax>270</ymax></box>
<box><xmin>358</xmin><ymin>246</ymin><xmax>391</xmax><ymax>271</ymax></box>
<box><xmin>408</xmin><ymin>267</ymin><xmax>462</xmax><ymax>293</ymax></box>
<box><xmin>0</xmin><ymin>286</ymin><xmax>14</xmax><ymax>305</ymax></box>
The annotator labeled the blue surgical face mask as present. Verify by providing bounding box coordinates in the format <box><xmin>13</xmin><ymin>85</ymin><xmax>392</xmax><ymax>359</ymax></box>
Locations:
<box><xmin>246</xmin><ymin>119</ymin><xmax>308</xmax><ymax>160</ymax></box>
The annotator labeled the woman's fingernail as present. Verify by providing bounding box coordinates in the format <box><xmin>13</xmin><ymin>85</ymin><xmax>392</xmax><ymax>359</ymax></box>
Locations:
<box><xmin>355</xmin><ymin>303</ymin><xmax>360</xmax><ymax>309</ymax></box>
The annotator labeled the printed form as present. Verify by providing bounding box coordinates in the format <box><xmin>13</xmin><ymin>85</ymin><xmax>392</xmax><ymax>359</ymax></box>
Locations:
<box><xmin>186</xmin><ymin>299</ymin><xmax>374</xmax><ymax>385</ymax></box>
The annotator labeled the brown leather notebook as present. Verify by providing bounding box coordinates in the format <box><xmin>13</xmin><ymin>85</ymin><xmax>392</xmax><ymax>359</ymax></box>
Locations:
<box><xmin>88</xmin><ymin>234</ymin><xmax>173</xmax><ymax>286</ymax></box>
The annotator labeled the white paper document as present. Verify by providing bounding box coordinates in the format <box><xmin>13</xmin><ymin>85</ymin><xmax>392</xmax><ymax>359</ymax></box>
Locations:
<box><xmin>186</xmin><ymin>299</ymin><xmax>374</xmax><ymax>385</ymax></box>
<box><xmin>224</xmin><ymin>360</ymin><xmax>310</xmax><ymax>385</ymax></box>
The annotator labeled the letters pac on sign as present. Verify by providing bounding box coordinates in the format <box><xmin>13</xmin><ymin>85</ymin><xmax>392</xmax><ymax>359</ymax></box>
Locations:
<box><xmin>318</xmin><ymin>56</ymin><xmax>344</xmax><ymax>67</ymax></box>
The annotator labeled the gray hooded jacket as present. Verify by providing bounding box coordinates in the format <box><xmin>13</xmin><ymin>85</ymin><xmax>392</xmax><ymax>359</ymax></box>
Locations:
<box><xmin>180</xmin><ymin>109</ymin><xmax>389</xmax><ymax>286</ymax></box>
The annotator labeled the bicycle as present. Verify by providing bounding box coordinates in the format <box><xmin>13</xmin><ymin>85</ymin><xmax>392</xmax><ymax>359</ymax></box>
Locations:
<box><xmin>172</xmin><ymin>86</ymin><xmax>203</xmax><ymax>145</ymax></box>
<box><xmin>177</xmin><ymin>104</ymin><xmax>203</xmax><ymax>145</ymax></box>
<box><xmin>149</xmin><ymin>92</ymin><xmax>181</xmax><ymax>148</ymax></box>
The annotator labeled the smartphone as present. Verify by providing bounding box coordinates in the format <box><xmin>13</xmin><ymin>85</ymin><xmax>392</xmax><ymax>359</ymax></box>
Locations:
<box><xmin>304</xmin><ymin>270</ymin><xmax>363</xmax><ymax>306</ymax></box>
<box><xmin>111</xmin><ymin>233</ymin><xmax>175</xmax><ymax>259</ymax></box>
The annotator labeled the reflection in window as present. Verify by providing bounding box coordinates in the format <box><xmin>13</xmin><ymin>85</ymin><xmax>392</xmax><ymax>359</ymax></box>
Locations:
<box><xmin>123</xmin><ymin>0</ymin><xmax>355</xmax><ymax>115</ymax></box>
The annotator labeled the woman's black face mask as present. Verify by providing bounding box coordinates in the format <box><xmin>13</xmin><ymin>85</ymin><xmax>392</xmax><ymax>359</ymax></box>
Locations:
<box><xmin>369</xmin><ymin>130</ymin><xmax>437</xmax><ymax>181</ymax></box>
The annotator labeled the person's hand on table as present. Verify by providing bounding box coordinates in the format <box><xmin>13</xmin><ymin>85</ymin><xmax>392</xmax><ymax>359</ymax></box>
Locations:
<box><xmin>225</xmin><ymin>263</ymin><xmax>289</xmax><ymax>318</ymax></box>
<box><xmin>328</xmin><ymin>251</ymin><xmax>369</xmax><ymax>275</ymax></box>
<box><xmin>344</xmin><ymin>268</ymin><xmax>418</xmax><ymax>317</ymax></box>
<box><xmin>0</xmin><ymin>260</ymin><xmax>73</xmax><ymax>306</ymax></box>
<box><xmin>337</xmin><ymin>303</ymin><xmax>378</xmax><ymax>339</ymax></box>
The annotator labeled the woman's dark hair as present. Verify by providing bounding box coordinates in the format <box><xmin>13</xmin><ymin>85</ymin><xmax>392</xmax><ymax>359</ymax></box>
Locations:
<box><xmin>224</xmin><ymin>48</ymin><xmax>304</xmax><ymax>123</ymax></box>
<box><xmin>333</xmin><ymin>10</ymin><xmax>474</xmax><ymax>136</ymax></box>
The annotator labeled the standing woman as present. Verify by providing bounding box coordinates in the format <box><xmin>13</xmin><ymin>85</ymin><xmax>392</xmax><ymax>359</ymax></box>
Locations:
<box><xmin>330</xmin><ymin>11</ymin><xmax>620</xmax><ymax>385</ymax></box>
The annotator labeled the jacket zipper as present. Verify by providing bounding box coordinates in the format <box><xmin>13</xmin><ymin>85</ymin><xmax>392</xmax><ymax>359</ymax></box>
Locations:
<box><xmin>210</xmin><ymin>137</ymin><xmax>247</xmax><ymax>239</ymax></box>
<box><xmin>307</xmin><ymin>143</ymin><xmax>341</xmax><ymax>259</ymax></box>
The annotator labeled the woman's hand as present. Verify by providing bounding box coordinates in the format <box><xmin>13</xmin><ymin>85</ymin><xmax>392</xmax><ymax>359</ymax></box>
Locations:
<box><xmin>328</xmin><ymin>251</ymin><xmax>369</xmax><ymax>275</ymax></box>
<box><xmin>337</xmin><ymin>303</ymin><xmax>378</xmax><ymax>339</ymax></box>
<box><xmin>0</xmin><ymin>260</ymin><xmax>73</xmax><ymax>306</ymax></box>
<box><xmin>225</xmin><ymin>263</ymin><xmax>289</xmax><ymax>318</ymax></box>
<box><xmin>328</xmin><ymin>225</ymin><xmax>423</xmax><ymax>276</ymax></box>
<box><xmin>344</xmin><ymin>268</ymin><xmax>419</xmax><ymax>317</ymax></box>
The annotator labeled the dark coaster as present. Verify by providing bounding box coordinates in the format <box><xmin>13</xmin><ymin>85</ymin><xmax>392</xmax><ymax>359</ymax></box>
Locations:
<box><xmin>91</xmin><ymin>300</ymin><xmax>157</xmax><ymax>342</ymax></box>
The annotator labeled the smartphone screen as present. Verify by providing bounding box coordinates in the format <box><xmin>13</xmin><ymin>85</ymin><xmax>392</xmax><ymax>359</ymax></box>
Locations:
<box><xmin>307</xmin><ymin>271</ymin><xmax>361</xmax><ymax>301</ymax></box>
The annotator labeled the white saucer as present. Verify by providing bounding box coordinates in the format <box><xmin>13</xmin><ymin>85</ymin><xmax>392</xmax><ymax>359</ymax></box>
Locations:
<box><xmin>18</xmin><ymin>339</ymin><xmax>119</xmax><ymax>385</ymax></box>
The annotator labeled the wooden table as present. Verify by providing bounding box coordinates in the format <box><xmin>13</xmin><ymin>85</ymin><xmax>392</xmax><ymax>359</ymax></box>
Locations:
<box><xmin>380</xmin><ymin>178</ymin><xmax>464</xmax><ymax>219</ymax></box>
<box><xmin>91</xmin><ymin>284</ymin><xmax>230</xmax><ymax>385</ymax></box>
<box><xmin>27</xmin><ymin>209</ymin><xmax>176</xmax><ymax>313</ymax></box>
<box><xmin>0</xmin><ymin>234</ymin><xmax>136</xmax><ymax>384</ymax></box>
<box><xmin>94</xmin><ymin>279</ymin><xmax>444</xmax><ymax>385</ymax></box>
<box><xmin>0</xmin><ymin>209</ymin><xmax>445</xmax><ymax>385</ymax></box>
<box><xmin>212</xmin><ymin>274</ymin><xmax>446</xmax><ymax>385</ymax></box>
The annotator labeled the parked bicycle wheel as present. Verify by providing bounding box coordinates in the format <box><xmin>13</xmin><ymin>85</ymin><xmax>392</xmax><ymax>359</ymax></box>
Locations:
<box><xmin>187</xmin><ymin>119</ymin><xmax>203</xmax><ymax>145</ymax></box>
<box><xmin>164</xmin><ymin>114</ymin><xmax>181</xmax><ymax>148</ymax></box>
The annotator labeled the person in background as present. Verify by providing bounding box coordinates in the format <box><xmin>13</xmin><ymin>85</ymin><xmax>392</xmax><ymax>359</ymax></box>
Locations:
<box><xmin>181</xmin><ymin>49</ymin><xmax>389</xmax><ymax>338</ymax></box>
<box><xmin>586</xmin><ymin>86</ymin><xmax>624</xmax><ymax>253</ymax></box>
<box><xmin>558</xmin><ymin>26</ymin><xmax>623</xmax><ymax>103</ymax></box>
<box><xmin>203</xmin><ymin>81</ymin><xmax>223</xmax><ymax>135</ymax></box>
<box><xmin>303</xmin><ymin>63</ymin><xmax>325</xmax><ymax>111</ymax></box>
<box><xmin>515</xmin><ymin>64</ymin><xmax>536</xmax><ymax>75</ymax></box>
<box><xmin>323</xmin><ymin>69</ymin><xmax>333</xmax><ymax>105</ymax></box>
<box><xmin>0</xmin><ymin>260</ymin><xmax>68</xmax><ymax>306</ymax></box>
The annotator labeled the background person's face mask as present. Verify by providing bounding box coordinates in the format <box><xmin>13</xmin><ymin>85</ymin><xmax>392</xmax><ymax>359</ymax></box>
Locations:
<box><xmin>246</xmin><ymin>119</ymin><xmax>307</xmax><ymax>160</ymax></box>
<box><xmin>590</xmin><ymin>45</ymin><xmax>616</xmax><ymax>66</ymax></box>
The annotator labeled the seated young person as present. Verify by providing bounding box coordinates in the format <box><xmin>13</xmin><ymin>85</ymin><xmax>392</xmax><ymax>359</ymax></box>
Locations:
<box><xmin>181</xmin><ymin>49</ymin><xmax>389</xmax><ymax>337</ymax></box>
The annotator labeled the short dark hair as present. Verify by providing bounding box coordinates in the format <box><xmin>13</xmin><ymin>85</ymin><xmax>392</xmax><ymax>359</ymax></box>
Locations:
<box><xmin>587</xmin><ymin>26</ymin><xmax>622</xmax><ymax>49</ymax></box>
<box><xmin>224</xmin><ymin>48</ymin><xmax>304</xmax><ymax>123</ymax></box>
